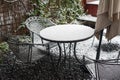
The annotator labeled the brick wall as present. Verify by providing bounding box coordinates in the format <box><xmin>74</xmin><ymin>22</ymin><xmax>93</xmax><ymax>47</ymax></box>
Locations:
<box><xmin>0</xmin><ymin>0</ymin><xmax>31</xmax><ymax>40</ymax></box>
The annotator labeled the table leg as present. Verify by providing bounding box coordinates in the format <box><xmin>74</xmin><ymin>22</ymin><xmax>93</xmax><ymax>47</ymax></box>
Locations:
<box><xmin>57</xmin><ymin>43</ymin><xmax>62</xmax><ymax>66</ymax></box>
<box><xmin>57</xmin><ymin>43</ymin><xmax>72</xmax><ymax>69</ymax></box>
<box><xmin>73</xmin><ymin>42</ymin><xmax>83</xmax><ymax>64</ymax></box>
<box><xmin>63</xmin><ymin>43</ymin><xmax>67</xmax><ymax>66</ymax></box>
<box><xmin>68</xmin><ymin>43</ymin><xmax>72</xmax><ymax>69</ymax></box>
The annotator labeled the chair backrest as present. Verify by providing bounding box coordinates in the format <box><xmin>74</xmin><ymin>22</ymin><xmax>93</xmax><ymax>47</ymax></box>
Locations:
<box><xmin>84</xmin><ymin>56</ymin><xmax>120</xmax><ymax>80</ymax></box>
<box><xmin>25</xmin><ymin>16</ymin><xmax>43</xmax><ymax>35</ymax></box>
<box><xmin>25</xmin><ymin>16</ymin><xmax>56</xmax><ymax>35</ymax></box>
<box><xmin>24</xmin><ymin>16</ymin><xmax>56</xmax><ymax>50</ymax></box>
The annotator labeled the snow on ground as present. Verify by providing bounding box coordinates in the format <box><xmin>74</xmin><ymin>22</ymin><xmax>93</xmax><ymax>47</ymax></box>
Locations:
<box><xmin>50</xmin><ymin>35</ymin><xmax>120</xmax><ymax>60</ymax></box>
<box><xmin>76</xmin><ymin>35</ymin><xmax>120</xmax><ymax>60</ymax></box>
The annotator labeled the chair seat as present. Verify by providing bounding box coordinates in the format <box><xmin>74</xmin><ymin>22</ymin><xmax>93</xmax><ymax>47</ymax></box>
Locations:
<box><xmin>97</xmin><ymin>63</ymin><xmax>120</xmax><ymax>80</ymax></box>
<box><xmin>85</xmin><ymin>57</ymin><xmax>120</xmax><ymax>80</ymax></box>
<box><xmin>33</xmin><ymin>34</ymin><xmax>49</xmax><ymax>50</ymax></box>
<box><xmin>16</xmin><ymin>46</ymin><xmax>45</xmax><ymax>63</ymax></box>
<box><xmin>8</xmin><ymin>35</ymin><xmax>46</xmax><ymax>63</ymax></box>
<box><xmin>33</xmin><ymin>34</ymin><xmax>57</xmax><ymax>50</ymax></box>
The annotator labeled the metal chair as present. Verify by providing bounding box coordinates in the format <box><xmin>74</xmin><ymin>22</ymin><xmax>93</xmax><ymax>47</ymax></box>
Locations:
<box><xmin>83</xmin><ymin>55</ymin><xmax>120</xmax><ymax>80</ymax></box>
<box><xmin>7</xmin><ymin>35</ymin><xmax>46</xmax><ymax>63</ymax></box>
<box><xmin>24</xmin><ymin>16</ymin><xmax>56</xmax><ymax>51</ymax></box>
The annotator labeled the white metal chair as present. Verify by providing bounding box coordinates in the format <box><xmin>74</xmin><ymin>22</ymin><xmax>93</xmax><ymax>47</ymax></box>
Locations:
<box><xmin>8</xmin><ymin>35</ymin><xmax>46</xmax><ymax>63</ymax></box>
<box><xmin>24</xmin><ymin>16</ymin><xmax>56</xmax><ymax>51</ymax></box>
<box><xmin>83</xmin><ymin>55</ymin><xmax>120</xmax><ymax>80</ymax></box>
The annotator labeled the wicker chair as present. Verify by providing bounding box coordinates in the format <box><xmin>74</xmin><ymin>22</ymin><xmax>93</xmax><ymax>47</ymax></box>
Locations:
<box><xmin>83</xmin><ymin>55</ymin><xmax>120</xmax><ymax>80</ymax></box>
<box><xmin>24</xmin><ymin>16</ymin><xmax>56</xmax><ymax>51</ymax></box>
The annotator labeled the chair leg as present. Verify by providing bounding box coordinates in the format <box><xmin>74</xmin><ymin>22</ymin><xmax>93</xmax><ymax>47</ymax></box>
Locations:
<box><xmin>116</xmin><ymin>51</ymin><xmax>120</xmax><ymax>62</ymax></box>
<box><xmin>82</xmin><ymin>56</ymin><xmax>93</xmax><ymax>79</ymax></box>
<box><xmin>28</xmin><ymin>45</ymin><xmax>32</xmax><ymax>63</ymax></box>
<box><xmin>91</xmin><ymin>36</ymin><xmax>95</xmax><ymax>47</ymax></box>
<box><xmin>96</xmin><ymin>30</ymin><xmax>104</xmax><ymax>60</ymax></box>
<box><xmin>95</xmin><ymin>63</ymin><xmax>100</xmax><ymax>80</ymax></box>
<box><xmin>82</xmin><ymin>55</ymin><xmax>86</xmax><ymax>79</ymax></box>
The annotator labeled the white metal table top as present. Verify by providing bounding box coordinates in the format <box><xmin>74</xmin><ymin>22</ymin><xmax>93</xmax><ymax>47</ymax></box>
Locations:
<box><xmin>40</xmin><ymin>24</ymin><xmax>94</xmax><ymax>43</ymax></box>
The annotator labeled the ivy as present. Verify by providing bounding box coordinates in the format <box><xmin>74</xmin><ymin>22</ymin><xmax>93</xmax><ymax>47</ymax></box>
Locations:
<box><xmin>30</xmin><ymin>0</ymin><xmax>84</xmax><ymax>24</ymax></box>
<box><xmin>0</xmin><ymin>42</ymin><xmax>9</xmax><ymax>53</ymax></box>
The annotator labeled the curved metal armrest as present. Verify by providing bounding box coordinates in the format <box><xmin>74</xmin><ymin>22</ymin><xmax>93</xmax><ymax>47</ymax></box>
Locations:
<box><xmin>7</xmin><ymin>40</ymin><xmax>46</xmax><ymax>46</ymax></box>
<box><xmin>7</xmin><ymin>36</ymin><xmax>48</xmax><ymax>63</ymax></box>
<box><xmin>83</xmin><ymin>55</ymin><xmax>120</xmax><ymax>65</ymax></box>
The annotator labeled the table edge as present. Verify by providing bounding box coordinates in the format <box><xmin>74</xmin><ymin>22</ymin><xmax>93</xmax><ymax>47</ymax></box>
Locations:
<box><xmin>40</xmin><ymin>34</ymin><xmax>94</xmax><ymax>43</ymax></box>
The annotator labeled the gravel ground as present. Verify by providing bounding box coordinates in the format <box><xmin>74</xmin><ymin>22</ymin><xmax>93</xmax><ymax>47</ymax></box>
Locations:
<box><xmin>0</xmin><ymin>52</ymin><xmax>91</xmax><ymax>80</ymax></box>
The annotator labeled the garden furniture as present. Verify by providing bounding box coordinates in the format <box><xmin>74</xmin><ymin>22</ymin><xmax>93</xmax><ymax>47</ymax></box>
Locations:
<box><xmin>8</xmin><ymin>35</ymin><xmax>45</xmax><ymax>63</ymax></box>
<box><xmin>83</xmin><ymin>55</ymin><xmax>120</xmax><ymax>80</ymax></box>
<box><xmin>40</xmin><ymin>24</ymin><xmax>94</xmax><ymax>70</ymax></box>
<box><xmin>24</xmin><ymin>16</ymin><xmax>56</xmax><ymax>51</ymax></box>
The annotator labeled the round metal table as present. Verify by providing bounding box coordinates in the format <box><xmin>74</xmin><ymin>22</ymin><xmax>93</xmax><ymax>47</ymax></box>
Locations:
<box><xmin>40</xmin><ymin>24</ymin><xmax>94</xmax><ymax>66</ymax></box>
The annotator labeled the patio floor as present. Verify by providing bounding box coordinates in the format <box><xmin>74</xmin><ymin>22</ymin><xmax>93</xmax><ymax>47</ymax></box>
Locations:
<box><xmin>1</xmin><ymin>49</ymin><xmax>91</xmax><ymax>80</ymax></box>
<box><xmin>1</xmin><ymin>35</ymin><xmax>120</xmax><ymax>80</ymax></box>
